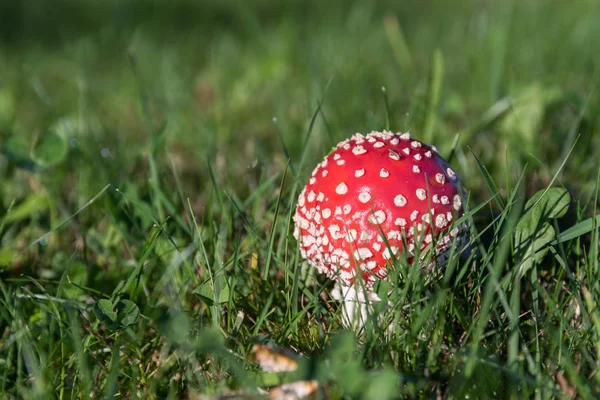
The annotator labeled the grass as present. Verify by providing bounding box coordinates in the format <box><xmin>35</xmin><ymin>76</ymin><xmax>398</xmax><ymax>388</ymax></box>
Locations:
<box><xmin>1</xmin><ymin>0</ymin><xmax>600</xmax><ymax>398</ymax></box>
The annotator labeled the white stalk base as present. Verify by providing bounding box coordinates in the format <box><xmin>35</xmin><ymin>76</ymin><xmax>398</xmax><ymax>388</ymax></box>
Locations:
<box><xmin>331</xmin><ymin>282</ymin><xmax>383</xmax><ymax>332</ymax></box>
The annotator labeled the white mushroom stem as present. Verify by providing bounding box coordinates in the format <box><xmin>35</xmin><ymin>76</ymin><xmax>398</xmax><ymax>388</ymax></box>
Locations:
<box><xmin>331</xmin><ymin>282</ymin><xmax>383</xmax><ymax>332</ymax></box>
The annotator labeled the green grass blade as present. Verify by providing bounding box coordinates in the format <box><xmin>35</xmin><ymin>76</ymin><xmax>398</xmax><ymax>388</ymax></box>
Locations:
<box><xmin>264</xmin><ymin>162</ymin><xmax>289</xmax><ymax>278</ymax></box>
<box><xmin>471</xmin><ymin>149</ymin><xmax>506</xmax><ymax>210</ymax></box>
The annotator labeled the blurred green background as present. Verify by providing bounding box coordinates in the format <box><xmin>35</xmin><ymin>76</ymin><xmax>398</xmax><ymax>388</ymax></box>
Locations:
<box><xmin>1</xmin><ymin>0</ymin><xmax>599</xmax><ymax>199</ymax></box>
<box><xmin>1</xmin><ymin>0</ymin><xmax>600</xmax><ymax>397</ymax></box>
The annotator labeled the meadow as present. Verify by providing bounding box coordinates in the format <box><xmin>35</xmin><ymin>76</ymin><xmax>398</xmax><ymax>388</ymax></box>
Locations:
<box><xmin>1</xmin><ymin>0</ymin><xmax>600</xmax><ymax>398</ymax></box>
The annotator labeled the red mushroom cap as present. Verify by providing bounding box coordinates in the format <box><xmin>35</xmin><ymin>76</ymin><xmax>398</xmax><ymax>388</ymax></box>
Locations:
<box><xmin>293</xmin><ymin>131</ymin><xmax>468</xmax><ymax>288</ymax></box>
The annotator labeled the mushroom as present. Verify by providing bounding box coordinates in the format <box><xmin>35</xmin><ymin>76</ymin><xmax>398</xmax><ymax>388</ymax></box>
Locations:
<box><xmin>292</xmin><ymin>131</ymin><xmax>469</xmax><ymax>329</ymax></box>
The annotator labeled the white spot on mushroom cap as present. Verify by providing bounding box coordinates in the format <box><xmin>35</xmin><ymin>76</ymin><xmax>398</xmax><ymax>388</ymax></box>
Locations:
<box><xmin>346</xmin><ymin>229</ymin><xmax>358</xmax><ymax>241</ymax></box>
<box><xmin>416</xmin><ymin>188</ymin><xmax>427</xmax><ymax>201</ymax></box>
<box><xmin>410</xmin><ymin>141</ymin><xmax>422</xmax><ymax>148</ymax></box>
<box><xmin>340</xmin><ymin>270</ymin><xmax>354</xmax><ymax>280</ymax></box>
<box><xmin>372</xmin><ymin>242</ymin><xmax>382</xmax><ymax>252</ymax></box>
<box><xmin>447</xmin><ymin>168</ymin><xmax>457</xmax><ymax>180</ymax></box>
<box><xmin>400</xmin><ymin>133</ymin><xmax>411</xmax><ymax>140</ymax></box>
<box><xmin>355</xmin><ymin>248</ymin><xmax>373</xmax><ymax>260</ymax></box>
<box><xmin>374</xmin><ymin>142</ymin><xmax>384</xmax><ymax>148</ymax></box>
<box><xmin>322</xmin><ymin>170</ymin><xmax>328</xmax><ymax>177</ymax></box>
<box><xmin>387</xmin><ymin>230</ymin><xmax>401</xmax><ymax>239</ymax></box>
<box><xmin>395</xmin><ymin>218</ymin><xmax>407</xmax><ymax>227</ymax></box>
<box><xmin>317</xmin><ymin>192</ymin><xmax>324</xmax><ymax>202</ymax></box>
<box><xmin>382</xmin><ymin>246</ymin><xmax>399</xmax><ymax>260</ymax></box>
<box><xmin>394</xmin><ymin>194</ymin><xmax>407</xmax><ymax>207</ymax></box>
<box><xmin>328</xmin><ymin>224</ymin><xmax>341</xmax><ymax>237</ymax></box>
<box><xmin>413</xmin><ymin>165</ymin><xmax>420</xmax><ymax>173</ymax></box>
<box><xmin>303</xmin><ymin>235</ymin><xmax>316</xmax><ymax>246</ymax></box>
<box><xmin>355</xmin><ymin>168</ymin><xmax>365</xmax><ymax>177</ymax></box>
<box><xmin>333</xmin><ymin>154</ymin><xmax>341</xmax><ymax>160</ymax></box>
<box><xmin>358</xmin><ymin>192</ymin><xmax>371</xmax><ymax>203</ymax></box>
<box><xmin>414</xmin><ymin>154</ymin><xmax>422</xmax><ymax>161</ymax></box>
<box><xmin>368</xmin><ymin>210</ymin><xmax>387</xmax><ymax>224</ymax></box>
<box><xmin>322</xmin><ymin>208</ymin><xmax>331</xmax><ymax>219</ymax></box>
<box><xmin>307</xmin><ymin>191</ymin><xmax>316</xmax><ymax>202</ymax></box>
<box><xmin>453</xmin><ymin>194</ymin><xmax>462</xmax><ymax>211</ymax></box>
<box><xmin>410</xmin><ymin>210</ymin><xmax>419</xmax><ymax>221</ymax></box>
<box><xmin>352</xmin><ymin>145</ymin><xmax>367</xmax><ymax>155</ymax></box>
<box><xmin>360</xmin><ymin>231</ymin><xmax>373</xmax><ymax>241</ymax></box>
<box><xmin>402</xmin><ymin>148</ymin><xmax>410</xmax><ymax>155</ymax></box>
<box><xmin>309</xmin><ymin>177</ymin><xmax>316</xmax><ymax>184</ymax></box>
<box><xmin>389</xmin><ymin>150</ymin><xmax>400</xmax><ymax>160</ymax></box>
<box><xmin>380</xmin><ymin>168</ymin><xmax>389</xmax><ymax>178</ymax></box>
<box><xmin>343</xmin><ymin>204</ymin><xmax>352</xmax><ymax>214</ymax></box>
<box><xmin>441</xmin><ymin>196</ymin><xmax>449</xmax><ymax>205</ymax></box>
<box><xmin>435</xmin><ymin>214</ymin><xmax>447</xmax><ymax>228</ymax></box>
<box><xmin>337</xmin><ymin>159</ymin><xmax>345</xmax><ymax>165</ymax></box>
<box><xmin>336</xmin><ymin>183</ymin><xmax>348</xmax><ymax>195</ymax></box>
<box><xmin>435</xmin><ymin>173</ymin><xmax>446</xmax><ymax>184</ymax></box>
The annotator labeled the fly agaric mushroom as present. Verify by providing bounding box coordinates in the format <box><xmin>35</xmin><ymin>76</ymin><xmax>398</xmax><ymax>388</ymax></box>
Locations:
<box><xmin>293</xmin><ymin>131</ymin><xmax>469</xmax><ymax>328</ymax></box>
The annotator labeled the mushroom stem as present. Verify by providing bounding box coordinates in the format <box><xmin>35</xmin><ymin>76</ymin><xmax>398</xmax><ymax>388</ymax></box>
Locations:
<box><xmin>331</xmin><ymin>282</ymin><xmax>382</xmax><ymax>331</ymax></box>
